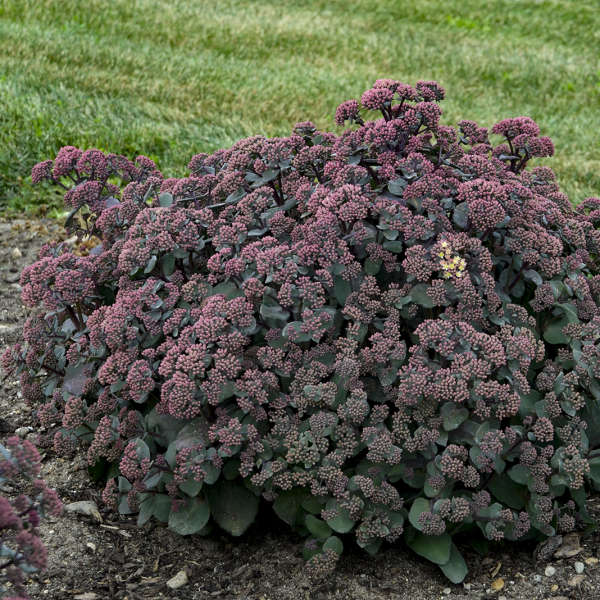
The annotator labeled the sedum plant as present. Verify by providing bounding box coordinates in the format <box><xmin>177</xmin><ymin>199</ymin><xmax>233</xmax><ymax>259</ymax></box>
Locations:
<box><xmin>0</xmin><ymin>437</ymin><xmax>62</xmax><ymax>599</ymax></box>
<box><xmin>3</xmin><ymin>78</ymin><xmax>600</xmax><ymax>582</ymax></box>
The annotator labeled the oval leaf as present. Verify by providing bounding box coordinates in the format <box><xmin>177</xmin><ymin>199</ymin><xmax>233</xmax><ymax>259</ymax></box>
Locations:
<box><xmin>439</xmin><ymin>543</ymin><xmax>468</xmax><ymax>583</ymax></box>
<box><xmin>407</xmin><ymin>532</ymin><xmax>452</xmax><ymax>565</ymax></box>
<box><xmin>206</xmin><ymin>480</ymin><xmax>259</xmax><ymax>536</ymax></box>
<box><xmin>325</xmin><ymin>499</ymin><xmax>355</xmax><ymax>534</ymax></box>
<box><xmin>273</xmin><ymin>489</ymin><xmax>306</xmax><ymax>527</ymax></box>
<box><xmin>408</xmin><ymin>497</ymin><xmax>430</xmax><ymax>531</ymax></box>
<box><xmin>305</xmin><ymin>514</ymin><xmax>332</xmax><ymax>540</ymax></box>
<box><xmin>168</xmin><ymin>496</ymin><xmax>210</xmax><ymax>536</ymax></box>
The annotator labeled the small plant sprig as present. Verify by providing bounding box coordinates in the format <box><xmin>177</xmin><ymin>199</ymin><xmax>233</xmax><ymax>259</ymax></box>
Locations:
<box><xmin>0</xmin><ymin>437</ymin><xmax>62</xmax><ymax>599</ymax></box>
<box><xmin>2</xmin><ymin>79</ymin><xmax>600</xmax><ymax>583</ymax></box>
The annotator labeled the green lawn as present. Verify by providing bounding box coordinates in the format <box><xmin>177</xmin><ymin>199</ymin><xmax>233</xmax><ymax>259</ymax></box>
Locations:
<box><xmin>1</xmin><ymin>0</ymin><xmax>598</xmax><ymax>215</ymax></box>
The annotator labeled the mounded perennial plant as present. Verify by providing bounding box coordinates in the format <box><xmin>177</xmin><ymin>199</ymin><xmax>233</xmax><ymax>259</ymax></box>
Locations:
<box><xmin>3</xmin><ymin>78</ymin><xmax>600</xmax><ymax>583</ymax></box>
<box><xmin>0</xmin><ymin>437</ymin><xmax>62</xmax><ymax>600</ymax></box>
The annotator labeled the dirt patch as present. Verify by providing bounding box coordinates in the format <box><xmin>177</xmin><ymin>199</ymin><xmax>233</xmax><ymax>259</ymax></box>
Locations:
<box><xmin>1</xmin><ymin>217</ymin><xmax>599</xmax><ymax>600</ymax></box>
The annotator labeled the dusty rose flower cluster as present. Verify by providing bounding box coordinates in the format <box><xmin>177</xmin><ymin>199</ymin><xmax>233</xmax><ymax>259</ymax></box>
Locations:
<box><xmin>0</xmin><ymin>438</ymin><xmax>62</xmax><ymax>599</ymax></box>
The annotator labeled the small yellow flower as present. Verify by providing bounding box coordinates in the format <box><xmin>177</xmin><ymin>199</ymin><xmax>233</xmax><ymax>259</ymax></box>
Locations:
<box><xmin>438</xmin><ymin>245</ymin><xmax>467</xmax><ymax>280</ymax></box>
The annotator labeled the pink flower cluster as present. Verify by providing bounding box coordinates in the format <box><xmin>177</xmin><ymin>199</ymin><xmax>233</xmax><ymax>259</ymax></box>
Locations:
<box><xmin>0</xmin><ymin>438</ymin><xmax>62</xmax><ymax>598</ymax></box>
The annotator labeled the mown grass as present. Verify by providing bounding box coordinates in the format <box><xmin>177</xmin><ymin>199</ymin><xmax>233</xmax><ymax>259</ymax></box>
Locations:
<box><xmin>0</xmin><ymin>0</ymin><xmax>598</xmax><ymax>215</ymax></box>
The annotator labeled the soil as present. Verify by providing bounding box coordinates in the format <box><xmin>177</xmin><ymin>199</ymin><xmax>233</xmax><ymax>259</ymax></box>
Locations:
<box><xmin>1</xmin><ymin>216</ymin><xmax>599</xmax><ymax>600</ymax></box>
